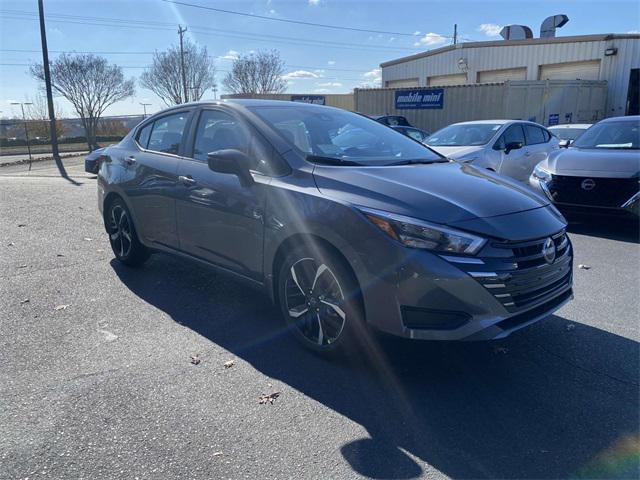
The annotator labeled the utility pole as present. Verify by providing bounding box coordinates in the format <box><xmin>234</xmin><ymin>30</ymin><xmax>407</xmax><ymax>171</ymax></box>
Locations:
<box><xmin>139</xmin><ymin>102</ymin><xmax>151</xmax><ymax>118</ymax></box>
<box><xmin>38</xmin><ymin>0</ymin><xmax>66</xmax><ymax>177</ymax></box>
<box><xmin>11</xmin><ymin>102</ymin><xmax>34</xmax><ymax>171</ymax></box>
<box><xmin>178</xmin><ymin>25</ymin><xmax>189</xmax><ymax>103</ymax></box>
<box><xmin>453</xmin><ymin>24</ymin><xmax>458</xmax><ymax>45</ymax></box>
<box><xmin>212</xmin><ymin>83</ymin><xmax>218</xmax><ymax>100</ymax></box>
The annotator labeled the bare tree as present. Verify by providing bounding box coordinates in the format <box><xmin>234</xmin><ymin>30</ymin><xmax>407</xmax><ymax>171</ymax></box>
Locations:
<box><xmin>25</xmin><ymin>95</ymin><xmax>66</xmax><ymax>139</ymax></box>
<box><xmin>223</xmin><ymin>50</ymin><xmax>287</xmax><ymax>94</ymax></box>
<box><xmin>31</xmin><ymin>53</ymin><xmax>135</xmax><ymax>151</ymax></box>
<box><xmin>140</xmin><ymin>40</ymin><xmax>216</xmax><ymax>106</ymax></box>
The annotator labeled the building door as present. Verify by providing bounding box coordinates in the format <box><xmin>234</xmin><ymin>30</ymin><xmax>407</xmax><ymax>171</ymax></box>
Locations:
<box><xmin>627</xmin><ymin>69</ymin><xmax>639</xmax><ymax>115</ymax></box>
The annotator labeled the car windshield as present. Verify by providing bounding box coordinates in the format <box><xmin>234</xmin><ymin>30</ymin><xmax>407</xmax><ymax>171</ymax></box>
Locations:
<box><xmin>549</xmin><ymin>127</ymin><xmax>588</xmax><ymax>141</ymax></box>
<box><xmin>572</xmin><ymin>121</ymin><xmax>640</xmax><ymax>149</ymax></box>
<box><xmin>248</xmin><ymin>105</ymin><xmax>444</xmax><ymax>165</ymax></box>
<box><xmin>426</xmin><ymin>123</ymin><xmax>503</xmax><ymax>146</ymax></box>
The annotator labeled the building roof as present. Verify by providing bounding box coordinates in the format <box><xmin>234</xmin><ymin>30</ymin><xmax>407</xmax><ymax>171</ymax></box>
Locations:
<box><xmin>380</xmin><ymin>33</ymin><xmax>640</xmax><ymax>68</ymax></box>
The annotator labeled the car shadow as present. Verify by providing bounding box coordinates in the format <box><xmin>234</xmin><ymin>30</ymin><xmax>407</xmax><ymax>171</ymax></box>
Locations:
<box><xmin>112</xmin><ymin>256</ymin><xmax>639</xmax><ymax>479</ymax></box>
<box><xmin>566</xmin><ymin>214</ymin><xmax>639</xmax><ymax>244</ymax></box>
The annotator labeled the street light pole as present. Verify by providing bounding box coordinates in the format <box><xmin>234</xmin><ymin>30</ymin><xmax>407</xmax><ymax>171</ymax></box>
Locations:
<box><xmin>139</xmin><ymin>103</ymin><xmax>151</xmax><ymax>118</ymax></box>
<box><xmin>11</xmin><ymin>102</ymin><xmax>34</xmax><ymax>171</ymax></box>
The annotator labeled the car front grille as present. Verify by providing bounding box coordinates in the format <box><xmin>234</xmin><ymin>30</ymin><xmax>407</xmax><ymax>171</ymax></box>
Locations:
<box><xmin>548</xmin><ymin>175</ymin><xmax>639</xmax><ymax>208</ymax></box>
<box><xmin>451</xmin><ymin>231</ymin><xmax>573</xmax><ymax>314</ymax></box>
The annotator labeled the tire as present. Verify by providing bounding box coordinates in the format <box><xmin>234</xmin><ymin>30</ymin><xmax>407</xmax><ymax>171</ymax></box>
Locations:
<box><xmin>106</xmin><ymin>198</ymin><xmax>150</xmax><ymax>267</ymax></box>
<box><xmin>277</xmin><ymin>244</ymin><xmax>368</xmax><ymax>356</ymax></box>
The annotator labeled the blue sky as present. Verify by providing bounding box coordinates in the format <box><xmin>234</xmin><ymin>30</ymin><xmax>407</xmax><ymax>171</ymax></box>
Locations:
<box><xmin>1</xmin><ymin>0</ymin><xmax>639</xmax><ymax>117</ymax></box>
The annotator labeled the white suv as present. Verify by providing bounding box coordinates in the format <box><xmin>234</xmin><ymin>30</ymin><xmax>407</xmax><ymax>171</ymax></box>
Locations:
<box><xmin>426</xmin><ymin>120</ymin><xmax>560</xmax><ymax>182</ymax></box>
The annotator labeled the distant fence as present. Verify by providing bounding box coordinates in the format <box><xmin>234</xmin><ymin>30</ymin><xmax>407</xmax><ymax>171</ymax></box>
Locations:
<box><xmin>221</xmin><ymin>93</ymin><xmax>355</xmax><ymax>111</ymax></box>
<box><xmin>354</xmin><ymin>80</ymin><xmax>608</xmax><ymax>132</ymax></box>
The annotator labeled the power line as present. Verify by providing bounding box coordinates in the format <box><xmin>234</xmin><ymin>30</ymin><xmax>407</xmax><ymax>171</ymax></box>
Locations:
<box><xmin>161</xmin><ymin>0</ymin><xmax>431</xmax><ymax>37</ymax></box>
<box><xmin>1</xmin><ymin>10</ymin><xmax>421</xmax><ymax>53</ymax></box>
<box><xmin>0</xmin><ymin>49</ymin><xmax>372</xmax><ymax>73</ymax></box>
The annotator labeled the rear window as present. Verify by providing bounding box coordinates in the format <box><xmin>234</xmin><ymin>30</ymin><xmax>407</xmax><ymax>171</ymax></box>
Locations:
<box><xmin>524</xmin><ymin>125</ymin><xmax>547</xmax><ymax>145</ymax></box>
<box><xmin>147</xmin><ymin>112</ymin><xmax>189</xmax><ymax>155</ymax></box>
<box><xmin>136</xmin><ymin>123</ymin><xmax>152</xmax><ymax>149</ymax></box>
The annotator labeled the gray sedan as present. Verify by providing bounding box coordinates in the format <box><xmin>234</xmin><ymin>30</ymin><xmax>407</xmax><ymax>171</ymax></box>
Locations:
<box><xmin>91</xmin><ymin>100</ymin><xmax>572</xmax><ymax>355</ymax></box>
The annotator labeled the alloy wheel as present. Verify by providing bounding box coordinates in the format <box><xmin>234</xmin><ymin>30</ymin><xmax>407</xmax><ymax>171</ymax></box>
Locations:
<box><xmin>285</xmin><ymin>257</ymin><xmax>347</xmax><ymax>346</ymax></box>
<box><xmin>109</xmin><ymin>205</ymin><xmax>133</xmax><ymax>259</ymax></box>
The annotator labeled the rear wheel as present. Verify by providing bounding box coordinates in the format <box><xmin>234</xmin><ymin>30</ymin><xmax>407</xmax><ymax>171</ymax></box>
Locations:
<box><xmin>107</xmin><ymin>198</ymin><xmax>150</xmax><ymax>267</ymax></box>
<box><xmin>277</xmin><ymin>245</ymin><xmax>367</xmax><ymax>356</ymax></box>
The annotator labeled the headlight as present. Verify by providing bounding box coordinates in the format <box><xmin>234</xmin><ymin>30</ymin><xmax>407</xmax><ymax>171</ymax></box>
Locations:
<box><xmin>533</xmin><ymin>164</ymin><xmax>552</xmax><ymax>183</ymax></box>
<box><xmin>359</xmin><ymin>207</ymin><xmax>486</xmax><ymax>255</ymax></box>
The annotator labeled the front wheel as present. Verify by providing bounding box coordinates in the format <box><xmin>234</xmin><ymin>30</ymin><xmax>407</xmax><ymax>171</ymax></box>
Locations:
<box><xmin>277</xmin><ymin>245</ymin><xmax>367</xmax><ymax>356</ymax></box>
<box><xmin>106</xmin><ymin>198</ymin><xmax>150</xmax><ymax>267</ymax></box>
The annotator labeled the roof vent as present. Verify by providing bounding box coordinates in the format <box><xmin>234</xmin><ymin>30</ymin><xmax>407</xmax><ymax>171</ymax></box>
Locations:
<box><xmin>500</xmin><ymin>25</ymin><xmax>534</xmax><ymax>40</ymax></box>
<box><xmin>540</xmin><ymin>14</ymin><xmax>569</xmax><ymax>38</ymax></box>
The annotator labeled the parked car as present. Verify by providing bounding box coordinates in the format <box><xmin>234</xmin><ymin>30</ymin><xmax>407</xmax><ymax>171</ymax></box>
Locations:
<box><xmin>530</xmin><ymin>116</ymin><xmax>640</xmax><ymax>218</ymax></box>
<box><xmin>426</xmin><ymin>120</ymin><xmax>560</xmax><ymax>182</ymax></box>
<box><xmin>371</xmin><ymin>115</ymin><xmax>411</xmax><ymax>127</ymax></box>
<box><xmin>548</xmin><ymin>124</ymin><xmax>592</xmax><ymax>147</ymax></box>
<box><xmin>84</xmin><ymin>147</ymin><xmax>107</xmax><ymax>174</ymax></box>
<box><xmin>92</xmin><ymin>100</ymin><xmax>572</xmax><ymax>355</ymax></box>
<box><xmin>390</xmin><ymin>125</ymin><xmax>431</xmax><ymax>143</ymax></box>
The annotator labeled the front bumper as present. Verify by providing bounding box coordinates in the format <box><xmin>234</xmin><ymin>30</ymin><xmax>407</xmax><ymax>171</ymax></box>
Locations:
<box><xmin>357</xmin><ymin>229</ymin><xmax>573</xmax><ymax>341</ymax></box>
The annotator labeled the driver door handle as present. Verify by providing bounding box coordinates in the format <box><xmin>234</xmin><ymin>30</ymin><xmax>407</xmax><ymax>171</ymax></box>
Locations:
<box><xmin>179</xmin><ymin>175</ymin><xmax>196</xmax><ymax>186</ymax></box>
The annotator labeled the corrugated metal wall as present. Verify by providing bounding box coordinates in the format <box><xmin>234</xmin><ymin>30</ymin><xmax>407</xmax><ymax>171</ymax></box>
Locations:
<box><xmin>381</xmin><ymin>37</ymin><xmax>639</xmax><ymax>117</ymax></box>
<box><xmin>221</xmin><ymin>93</ymin><xmax>355</xmax><ymax>111</ymax></box>
<box><xmin>354</xmin><ymin>80</ymin><xmax>607</xmax><ymax>132</ymax></box>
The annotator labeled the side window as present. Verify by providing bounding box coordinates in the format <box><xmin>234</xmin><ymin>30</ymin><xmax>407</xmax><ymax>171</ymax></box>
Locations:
<box><xmin>407</xmin><ymin>129</ymin><xmax>424</xmax><ymax>142</ymax></box>
<box><xmin>541</xmin><ymin>128</ymin><xmax>551</xmax><ymax>142</ymax></box>
<box><xmin>147</xmin><ymin>112</ymin><xmax>189</xmax><ymax>155</ymax></box>
<box><xmin>192</xmin><ymin>110</ymin><xmax>250</xmax><ymax>162</ymax></box>
<box><xmin>496</xmin><ymin>124</ymin><xmax>525</xmax><ymax>149</ymax></box>
<box><xmin>136</xmin><ymin>123</ymin><xmax>152</xmax><ymax>149</ymax></box>
<box><xmin>524</xmin><ymin>125</ymin><xmax>546</xmax><ymax>145</ymax></box>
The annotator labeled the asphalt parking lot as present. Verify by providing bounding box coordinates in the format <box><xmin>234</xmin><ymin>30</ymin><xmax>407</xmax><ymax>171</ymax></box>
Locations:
<box><xmin>1</xmin><ymin>160</ymin><xmax>639</xmax><ymax>480</ymax></box>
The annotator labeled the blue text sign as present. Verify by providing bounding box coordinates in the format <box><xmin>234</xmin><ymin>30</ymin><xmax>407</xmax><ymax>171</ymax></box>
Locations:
<box><xmin>395</xmin><ymin>88</ymin><xmax>444</xmax><ymax>109</ymax></box>
<box><xmin>548</xmin><ymin>113</ymin><xmax>559</xmax><ymax>126</ymax></box>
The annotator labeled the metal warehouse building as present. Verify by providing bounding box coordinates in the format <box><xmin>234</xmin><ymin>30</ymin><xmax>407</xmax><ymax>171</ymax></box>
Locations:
<box><xmin>381</xmin><ymin>33</ymin><xmax>640</xmax><ymax>117</ymax></box>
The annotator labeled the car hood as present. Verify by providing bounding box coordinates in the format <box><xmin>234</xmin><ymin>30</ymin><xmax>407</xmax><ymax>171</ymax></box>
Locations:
<box><xmin>313</xmin><ymin>162</ymin><xmax>550</xmax><ymax>226</ymax></box>
<box><xmin>546</xmin><ymin>147</ymin><xmax>640</xmax><ymax>176</ymax></box>
<box><xmin>427</xmin><ymin>145</ymin><xmax>484</xmax><ymax>159</ymax></box>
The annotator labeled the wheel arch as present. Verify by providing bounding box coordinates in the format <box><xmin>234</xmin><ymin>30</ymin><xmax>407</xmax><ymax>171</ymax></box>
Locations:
<box><xmin>270</xmin><ymin>233</ymin><xmax>362</xmax><ymax>309</ymax></box>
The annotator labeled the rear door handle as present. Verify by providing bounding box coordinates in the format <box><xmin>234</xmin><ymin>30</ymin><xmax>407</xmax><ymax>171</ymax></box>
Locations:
<box><xmin>179</xmin><ymin>175</ymin><xmax>196</xmax><ymax>186</ymax></box>
<box><xmin>124</xmin><ymin>155</ymin><xmax>136</xmax><ymax>165</ymax></box>
<box><xmin>524</xmin><ymin>150</ymin><xmax>531</xmax><ymax>157</ymax></box>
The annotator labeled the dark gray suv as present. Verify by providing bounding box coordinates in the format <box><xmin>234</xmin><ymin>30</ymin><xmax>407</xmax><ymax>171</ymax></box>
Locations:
<box><xmin>91</xmin><ymin>100</ymin><xmax>573</xmax><ymax>354</ymax></box>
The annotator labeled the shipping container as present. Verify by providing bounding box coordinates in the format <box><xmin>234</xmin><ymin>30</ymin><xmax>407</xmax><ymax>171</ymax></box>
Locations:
<box><xmin>354</xmin><ymin>80</ymin><xmax>607</xmax><ymax>132</ymax></box>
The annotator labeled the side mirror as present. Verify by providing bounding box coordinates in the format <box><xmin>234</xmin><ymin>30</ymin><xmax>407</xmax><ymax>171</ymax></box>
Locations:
<box><xmin>207</xmin><ymin>149</ymin><xmax>254</xmax><ymax>186</ymax></box>
<box><xmin>504</xmin><ymin>141</ymin><xmax>523</xmax><ymax>154</ymax></box>
<box><xmin>559</xmin><ymin>139</ymin><xmax>572</xmax><ymax>148</ymax></box>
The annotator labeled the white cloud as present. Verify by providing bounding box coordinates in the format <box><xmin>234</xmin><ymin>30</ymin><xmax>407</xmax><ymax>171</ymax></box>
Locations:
<box><xmin>363</xmin><ymin>68</ymin><xmax>381</xmax><ymax>79</ymax></box>
<box><xmin>314</xmin><ymin>88</ymin><xmax>330</xmax><ymax>93</ymax></box>
<box><xmin>282</xmin><ymin>70</ymin><xmax>319</xmax><ymax>80</ymax></box>
<box><xmin>327</xmin><ymin>60</ymin><xmax>336</xmax><ymax>65</ymax></box>
<box><xmin>360</xmin><ymin>68</ymin><xmax>382</xmax><ymax>88</ymax></box>
<box><xmin>389</xmin><ymin>37</ymin><xmax>396</xmax><ymax>43</ymax></box>
<box><xmin>413</xmin><ymin>31</ymin><xmax>421</xmax><ymax>36</ymax></box>
<box><xmin>308</xmin><ymin>0</ymin><xmax>320</xmax><ymax>5</ymax></box>
<box><xmin>317</xmin><ymin>82</ymin><xmax>342</xmax><ymax>87</ymax></box>
<box><xmin>413</xmin><ymin>32</ymin><xmax>446</xmax><ymax>47</ymax></box>
<box><xmin>628</xmin><ymin>30</ymin><xmax>640</xmax><ymax>34</ymax></box>
<box><xmin>478</xmin><ymin>23</ymin><xmax>502</xmax><ymax>37</ymax></box>
<box><xmin>268</xmin><ymin>9</ymin><xmax>276</xmax><ymax>15</ymax></box>
<box><xmin>219</xmin><ymin>50</ymin><xmax>240</xmax><ymax>60</ymax></box>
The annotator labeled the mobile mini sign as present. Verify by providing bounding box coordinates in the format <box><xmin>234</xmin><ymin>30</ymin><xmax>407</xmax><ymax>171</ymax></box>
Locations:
<box><xmin>291</xmin><ymin>95</ymin><xmax>326</xmax><ymax>105</ymax></box>
<box><xmin>395</xmin><ymin>88</ymin><xmax>444</xmax><ymax>109</ymax></box>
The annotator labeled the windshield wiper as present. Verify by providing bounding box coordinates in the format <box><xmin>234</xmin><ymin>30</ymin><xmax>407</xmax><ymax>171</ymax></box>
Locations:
<box><xmin>306</xmin><ymin>155</ymin><xmax>363</xmax><ymax>166</ymax></box>
<box><xmin>387</xmin><ymin>158</ymin><xmax>450</xmax><ymax>166</ymax></box>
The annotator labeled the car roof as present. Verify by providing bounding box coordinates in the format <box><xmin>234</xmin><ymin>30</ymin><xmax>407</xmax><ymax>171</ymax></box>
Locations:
<box><xmin>599</xmin><ymin>115</ymin><xmax>640</xmax><ymax>123</ymax></box>
<box><xmin>448</xmin><ymin>119</ymin><xmax>541</xmax><ymax>127</ymax></box>
<box><xmin>548</xmin><ymin>124</ymin><xmax>592</xmax><ymax>129</ymax></box>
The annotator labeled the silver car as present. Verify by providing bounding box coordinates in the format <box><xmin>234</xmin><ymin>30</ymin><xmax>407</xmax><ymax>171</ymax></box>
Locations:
<box><xmin>548</xmin><ymin>124</ymin><xmax>592</xmax><ymax>147</ymax></box>
<box><xmin>427</xmin><ymin>120</ymin><xmax>560</xmax><ymax>182</ymax></box>
<box><xmin>530</xmin><ymin>116</ymin><xmax>640</xmax><ymax>218</ymax></box>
